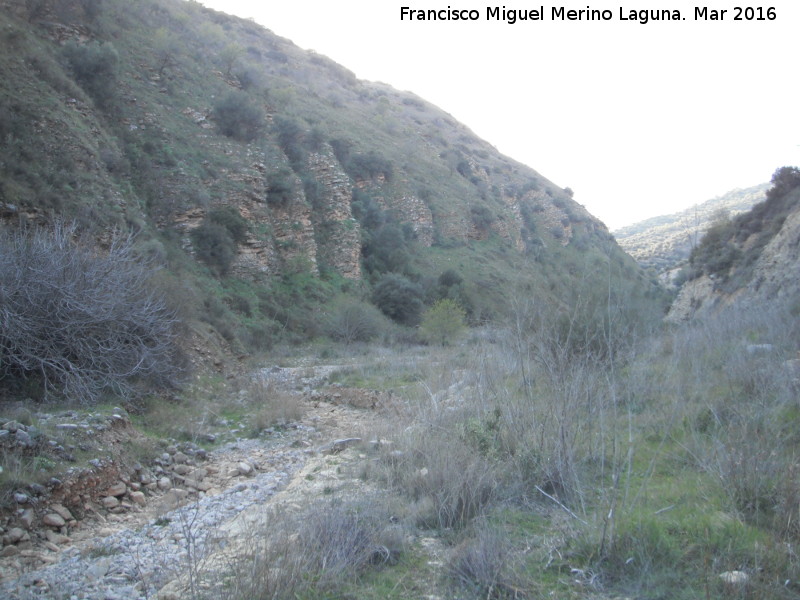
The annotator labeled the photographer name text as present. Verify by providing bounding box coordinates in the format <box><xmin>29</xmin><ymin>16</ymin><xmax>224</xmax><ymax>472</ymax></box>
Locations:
<box><xmin>399</xmin><ymin>6</ymin><xmax>777</xmax><ymax>24</ymax></box>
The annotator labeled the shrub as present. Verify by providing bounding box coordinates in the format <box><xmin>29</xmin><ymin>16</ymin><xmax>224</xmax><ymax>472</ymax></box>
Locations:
<box><xmin>447</xmin><ymin>525</ymin><xmax>521</xmax><ymax>598</ymax></box>
<box><xmin>213</xmin><ymin>90</ymin><xmax>264</xmax><ymax>142</ymax></box>
<box><xmin>207</xmin><ymin>206</ymin><xmax>248</xmax><ymax>244</ymax></box>
<box><xmin>470</xmin><ymin>204</ymin><xmax>495</xmax><ymax>231</ymax></box>
<box><xmin>62</xmin><ymin>40</ymin><xmax>119</xmax><ymax>108</ymax></box>
<box><xmin>420</xmin><ymin>299</ymin><xmax>466</xmax><ymax>346</ymax></box>
<box><xmin>345</xmin><ymin>150</ymin><xmax>393</xmax><ymax>182</ymax></box>
<box><xmin>372</xmin><ymin>273</ymin><xmax>424</xmax><ymax>326</ymax></box>
<box><xmin>266</xmin><ymin>169</ymin><xmax>296</xmax><ymax>208</ymax></box>
<box><xmin>190</xmin><ymin>207</ymin><xmax>248</xmax><ymax>275</ymax></box>
<box><xmin>273</xmin><ymin>116</ymin><xmax>306</xmax><ymax>168</ymax></box>
<box><xmin>0</xmin><ymin>223</ymin><xmax>181</xmax><ymax>404</ymax></box>
<box><xmin>324</xmin><ymin>297</ymin><xmax>388</xmax><ymax>344</ymax></box>
<box><xmin>362</xmin><ymin>222</ymin><xmax>412</xmax><ymax>277</ymax></box>
<box><xmin>222</xmin><ymin>499</ymin><xmax>404</xmax><ymax>599</ymax></box>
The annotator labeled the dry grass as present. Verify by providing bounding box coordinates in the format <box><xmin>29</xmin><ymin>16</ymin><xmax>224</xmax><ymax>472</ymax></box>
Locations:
<box><xmin>219</xmin><ymin>498</ymin><xmax>407</xmax><ymax>599</ymax></box>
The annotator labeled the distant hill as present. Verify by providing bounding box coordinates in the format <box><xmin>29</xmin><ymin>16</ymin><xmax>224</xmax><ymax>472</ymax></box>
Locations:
<box><xmin>613</xmin><ymin>184</ymin><xmax>768</xmax><ymax>281</ymax></box>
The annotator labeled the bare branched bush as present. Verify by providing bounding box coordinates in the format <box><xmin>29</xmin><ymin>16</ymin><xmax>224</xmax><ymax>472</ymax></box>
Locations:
<box><xmin>378</xmin><ymin>396</ymin><xmax>500</xmax><ymax>529</ymax></box>
<box><xmin>0</xmin><ymin>223</ymin><xmax>182</xmax><ymax>404</ymax></box>
<box><xmin>245</xmin><ymin>377</ymin><xmax>306</xmax><ymax>432</ymax></box>
<box><xmin>324</xmin><ymin>297</ymin><xmax>389</xmax><ymax>344</ymax></box>
<box><xmin>670</xmin><ymin>303</ymin><xmax>800</xmax><ymax>535</ymax></box>
<box><xmin>221</xmin><ymin>499</ymin><xmax>405</xmax><ymax>599</ymax></box>
<box><xmin>447</xmin><ymin>524</ymin><xmax>526</xmax><ymax>598</ymax></box>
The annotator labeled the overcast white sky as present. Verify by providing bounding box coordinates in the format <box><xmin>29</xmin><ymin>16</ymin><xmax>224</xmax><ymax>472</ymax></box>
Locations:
<box><xmin>198</xmin><ymin>0</ymin><xmax>799</xmax><ymax>229</ymax></box>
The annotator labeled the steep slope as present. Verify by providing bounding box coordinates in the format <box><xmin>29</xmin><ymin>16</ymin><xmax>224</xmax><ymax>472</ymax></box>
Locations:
<box><xmin>613</xmin><ymin>183</ymin><xmax>768</xmax><ymax>281</ymax></box>
<box><xmin>667</xmin><ymin>168</ymin><xmax>800</xmax><ymax>321</ymax></box>
<box><xmin>0</xmin><ymin>0</ymin><xmax>659</xmax><ymax>360</ymax></box>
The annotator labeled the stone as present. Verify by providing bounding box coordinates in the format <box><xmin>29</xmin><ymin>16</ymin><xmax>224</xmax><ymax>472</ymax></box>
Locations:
<box><xmin>0</xmin><ymin>545</ymin><xmax>20</xmax><ymax>557</ymax></box>
<box><xmin>19</xmin><ymin>508</ymin><xmax>35</xmax><ymax>529</ymax></box>
<box><xmin>172</xmin><ymin>464</ymin><xmax>191</xmax><ymax>476</ymax></box>
<box><xmin>173</xmin><ymin>451</ymin><xmax>190</xmax><ymax>464</ymax></box>
<box><xmin>106</xmin><ymin>482</ymin><xmax>127</xmax><ymax>497</ymax></box>
<box><xmin>102</xmin><ymin>496</ymin><xmax>120</xmax><ymax>509</ymax></box>
<box><xmin>237</xmin><ymin>462</ymin><xmax>252</xmax><ymax>476</ymax></box>
<box><xmin>6</xmin><ymin>527</ymin><xmax>26</xmax><ymax>544</ymax></box>
<box><xmin>157</xmin><ymin>477</ymin><xmax>172</xmax><ymax>491</ymax></box>
<box><xmin>3</xmin><ymin>421</ymin><xmax>22</xmax><ymax>432</ymax></box>
<box><xmin>15</xmin><ymin>429</ymin><xmax>32</xmax><ymax>447</ymax></box>
<box><xmin>320</xmin><ymin>437</ymin><xmax>360</xmax><ymax>454</ymax></box>
<box><xmin>13</xmin><ymin>493</ymin><xmax>29</xmax><ymax>504</ymax></box>
<box><xmin>42</xmin><ymin>513</ymin><xmax>66</xmax><ymax>528</ymax></box>
<box><xmin>719</xmin><ymin>570</ymin><xmax>749</xmax><ymax>585</ymax></box>
<box><xmin>45</xmin><ymin>530</ymin><xmax>71</xmax><ymax>545</ymax></box>
<box><xmin>50</xmin><ymin>503</ymin><xmax>74</xmax><ymax>522</ymax></box>
<box><xmin>43</xmin><ymin>541</ymin><xmax>60</xmax><ymax>553</ymax></box>
<box><xmin>129</xmin><ymin>491</ymin><xmax>146</xmax><ymax>506</ymax></box>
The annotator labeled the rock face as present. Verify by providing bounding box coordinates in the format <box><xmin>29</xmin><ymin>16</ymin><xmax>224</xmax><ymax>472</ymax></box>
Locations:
<box><xmin>667</xmin><ymin>184</ymin><xmax>800</xmax><ymax>321</ymax></box>
<box><xmin>308</xmin><ymin>150</ymin><xmax>362</xmax><ymax>279</ymax></box>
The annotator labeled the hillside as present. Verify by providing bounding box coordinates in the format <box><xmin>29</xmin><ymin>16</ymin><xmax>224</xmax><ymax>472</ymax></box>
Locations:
<box><xmin>613</xmin><ymin>183</ymin><xmax>768</xmax><ymax>281</ymax></box>
<box><xmin>0</xmin><ymin>0</ymin><xmax>659</xmax><ymax>378</ymax></box>
<box><xmin>667</xmin><ymin>167</ymin><xmax>800</xmax><ymax>320</ymax></box>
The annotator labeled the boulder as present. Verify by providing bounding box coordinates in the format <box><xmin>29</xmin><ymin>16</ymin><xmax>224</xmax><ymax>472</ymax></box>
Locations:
<box><xmin>105</xmin><ymin>482</ymin><xmax>127</xmax><ymax>497</ymax></box>
<box><xmin>50</xmin><ymin>503</ymin><xmax>74</xmax><ymax>522</ymax></box>
<box><xmin>42</xmin><ymin>513</ymin><xmax>66</xmax><ymax>528</ymax></box>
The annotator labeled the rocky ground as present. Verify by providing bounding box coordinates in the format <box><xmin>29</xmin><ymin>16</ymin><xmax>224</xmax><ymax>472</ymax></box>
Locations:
<box><xmin>0</xmin><ymin>364</ymin><xmax>396</xmax><ymax>600</ymax></box>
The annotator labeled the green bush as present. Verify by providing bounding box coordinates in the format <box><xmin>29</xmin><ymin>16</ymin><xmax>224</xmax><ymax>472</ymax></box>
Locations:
<box><xmin>273</xmin><ymin>116</ymin><xmax>306</xmax><ymax>168</ymax></box>
<box><xmin>190</xmin><ymin>222</ymin><xmax>236</xmax><ymax>275</ymax></box>
<box><xmin>372</xmin><ymin>273</ymin><xmax>424</xmax><ymax>326</ymax></box>
<box><xmin>363</xmin><ymin>223</ymin><xmax>412</xmax><ymax>277</ymax></box>
<box><xmin>266</xmin><ymin>169</ymin><xmax>296</xmax><ymax>208</ymax></box>
<box><xmin>345</xmin><ymin>150</ymin><xmax>393</xmax><ymax>182</ymax></box>
<box><xmin>470</xmin><ymin>204</ymin><xmax>495</xmax><ymax>232</ymax></box>
<box><xmin>213</xmin><ymin>90</ymin><xmax>264</xmax><ymax>142</ymax></box>
<box><xmin>62</xmin><ymin>40</ymin><xmax>119</xmax><ymax>108</ymax></box>
<box><xmin>420</xmin><ymin>299</ymin><xmax>466</xmax><ymax>346</ymax></box>
<box><xmin>207</xmin><ymin>206</ymin><xmax>248</xmax><ymax>244</ymax></box>
<box><xmin>190</xmin><ymin>208</ymin><xmax>247</xmax><ymax>275</ymax></box>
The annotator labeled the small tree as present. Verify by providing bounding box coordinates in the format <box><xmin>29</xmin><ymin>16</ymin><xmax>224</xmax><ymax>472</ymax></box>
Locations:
<box><xmin>420</xmin><ymin>299</ymin><xmax>466</xmax><ymax>345</ymax></box>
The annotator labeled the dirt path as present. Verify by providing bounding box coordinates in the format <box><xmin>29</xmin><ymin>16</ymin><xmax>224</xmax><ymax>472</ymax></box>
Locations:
<box><xmin>0</xmin><ymin>364</ymin><xmax>398</xmax><ymax>600</ymax></box>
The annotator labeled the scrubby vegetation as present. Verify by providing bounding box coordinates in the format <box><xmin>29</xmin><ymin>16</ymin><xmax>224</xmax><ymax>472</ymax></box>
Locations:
<box><xmin>687</xmin><ymin>167</ymin><xmax>800</xmax><ymax>286</ymax></box>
